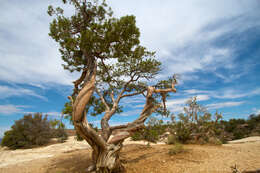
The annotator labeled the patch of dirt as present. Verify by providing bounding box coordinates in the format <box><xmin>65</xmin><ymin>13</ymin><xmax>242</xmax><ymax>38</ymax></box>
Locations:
<box><xmin>1</xmin><ymin>138</ymin><xmax>260</xmax><ymax>173</ymax></box>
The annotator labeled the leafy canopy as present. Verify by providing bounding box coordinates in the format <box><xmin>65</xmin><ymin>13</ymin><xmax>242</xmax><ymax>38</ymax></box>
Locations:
<box><xmin>49</xmin><ymin>0</ymin><xmax>174</xmax><ymax>118</ymax></box>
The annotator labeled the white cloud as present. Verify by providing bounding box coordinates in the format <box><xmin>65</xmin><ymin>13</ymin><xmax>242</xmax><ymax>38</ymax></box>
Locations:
<box><xmin>183</xmin><ymin>87</ymin><xmax>260</xmax><ymax>100</ymax></box>
<box><xmin>23</xmin><ymin>111</ymin><xmax>62</xmax><ymax>117</ymax></box>
<box><xmin>109</xmin><ymin>0</ymin><xmax>259</xmax><ymax>82</ymax></box>
<box><xmin>196</xmin><ymin>95</ymin><xmax>210</xmax><ymax>101</ymax></box>
<box><xmin>119</xmin><ymin>109</ymin><xmax>143</xmax><ymax>117</ymax></box>
<box><xmin>206</xmin><ymin>101</ymin><xmax>244</xmax><ymax>110</ymax></box>
<box><xmin>0</xmin><ymin>0</ymin><xmax>259</xmax><ymax>86</ymax></box>
<box><xmin>0</xmin><ymin>105</ymin><xmax>27</xmax><ymax>115</ymax></box>
<box><xmin>0</xmin><ymin>85</ymin><xmax>47</xmax><ymax>101</ymax></box>
<box><xmin>184</xmin><ymin>89</ymin><xmax>210</xmax><ymax>95</ymax></box>
<box><xmin>166</xmin><ymin>95</ymin><xmax>210</xmax><ymax>113</ymax></box>
<box><xmin>0</xmin><ymin>0</ymin><xmax>76</xmax><ymax>86</ymax></box>
<box><xmin>252</xmin><ymin>108</ymin><xmax>260</xmax><ymax>115</ymax></box>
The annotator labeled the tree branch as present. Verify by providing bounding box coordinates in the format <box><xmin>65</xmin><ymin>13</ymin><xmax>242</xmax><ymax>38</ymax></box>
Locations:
<box><xmin>121</xmin><ymin>90</ymin><xmax>145</xmax><ymax>98</ymax></box>
<box><xmin>95</xmin><ymin>88</ymin><xmax>110</xmax><ymax>111</ymax></box>
<box><xmin>108</xmin><ymin>82</ymin><xmax>177</xmax><ymax>144</ymax></box>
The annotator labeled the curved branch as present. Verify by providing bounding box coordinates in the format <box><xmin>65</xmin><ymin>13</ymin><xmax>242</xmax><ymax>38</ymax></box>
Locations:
<box><xmin>108</xmin><ymin>83</ymin><xmax>177</xmax><ymax>144</ymax></box>
<box><xmin>95</xmin><ymin>88</ymin><xmax>110</xmax><ymax>111</ymax></box>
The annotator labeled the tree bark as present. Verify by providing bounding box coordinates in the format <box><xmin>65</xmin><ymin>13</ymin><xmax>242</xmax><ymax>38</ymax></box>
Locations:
<box><xmin>92</xmin><ymin>143</ymin><xmax>124</xmax><ymax>173</ymax></box>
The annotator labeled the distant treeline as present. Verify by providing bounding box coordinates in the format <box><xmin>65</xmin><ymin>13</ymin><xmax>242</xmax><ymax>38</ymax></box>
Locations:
<box><xmin>219</xmin><ymin>114</ymin><xmax>260</xmax><ymax>140</ymax></box>
<box><xmin>131</xmin><ymin>113</ymin><xmax>260</xmax><ymax>144</ymax></box>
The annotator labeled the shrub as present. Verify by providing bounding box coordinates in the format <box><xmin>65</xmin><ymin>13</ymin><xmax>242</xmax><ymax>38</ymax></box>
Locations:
<box><xmin>50</xmin><ymin>119</ymin><xmax>68</xmax><ymax>142</ymax></box>
<box><xmin>168</xmin><ymin>143</ymin><xmax>185</xmax><ymax>155</ymax></box>
<box><xmin>1</xmin><ymin>113</ymin><xmax>52</xmax><ymax>149</ymax></box>
<box><xmin>1</xmin><ymin>113</ymin><xmax>68</xmax><ymax>149</ymax></box>
<box><xmin>174</xmin><ymin>122</ymin><xmax>192</xmax><ymax>143</ymax></box>
<box><xmin>131</xmin><ymin>117</ymin><xmax>167</xmax><ymax>143</ymax></box>
<box><xmin>167</xmin><ymin>134</ymin><xmax>177</xmax><ymax>145</ymax></box>
<box><xmin>131</xmin><ymin>131</ymin><xmax>144</xmax><ymax>141</ymax></box>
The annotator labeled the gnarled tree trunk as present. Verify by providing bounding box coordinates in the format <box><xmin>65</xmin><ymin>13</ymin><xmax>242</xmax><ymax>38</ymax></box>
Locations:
<box><xmin>91</xmin><ymin>143</ymin><xmax>124</xmax><ymax>173</ymax></box>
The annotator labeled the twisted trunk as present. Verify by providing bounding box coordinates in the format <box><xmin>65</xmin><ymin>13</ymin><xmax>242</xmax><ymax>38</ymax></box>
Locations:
<box><xmin>91</xmin><ymin>143</ymin><xmax>124</xmax><ymax>173</ymax></box>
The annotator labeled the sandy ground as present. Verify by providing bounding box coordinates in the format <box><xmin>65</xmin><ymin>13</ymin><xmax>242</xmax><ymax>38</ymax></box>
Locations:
<box><xmin>0</xmin><ymin>136</ymin><xmax>90</xmax><ymax>168</ymax></box>
<box><xmin>0</xmin><ymin>136</ymin><xmax>163</xmax><ymax>168</ymax></box>
<box><xmin>0</xmin><ymin>136</ymin><xmax>260</xmax><ymax>173</ymax></box>
<box><xmin>227</xmin><ymin>136</ymin><xmax>260</xmax><ymax>144</ymax></box>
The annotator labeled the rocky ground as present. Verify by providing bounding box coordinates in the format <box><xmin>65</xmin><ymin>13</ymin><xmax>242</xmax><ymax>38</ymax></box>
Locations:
<box><xmin>0</xmin><ymin>136</ymin><xmax>260</xmax><ymax>173</ymax></box>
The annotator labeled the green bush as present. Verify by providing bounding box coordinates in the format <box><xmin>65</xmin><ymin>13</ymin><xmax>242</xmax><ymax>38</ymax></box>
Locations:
<box><xmin>167</xmin><ymin>134</ymin><xmax>177</xmax><ymax>144</ymax></box>
<box><xmin>50</xmin><ymin>119</ymin><xmax>68</xmax><ymax>142</ymax></box>
<box><xmin>168</xmin><ymin>143</ymin><xmax>185</xmax><ymax>155</ymax></box>
<box><xmin>131</xmin><ymin>117</ymin><xmax>167</xmax><ymax>143</ymax></box>
<box><xmin>130</xmin><ymin>128</ymin><xmax>160</xmax><ymax>142</ymax></box>
<box><xmin>174</xmin><ymin>122</ymin><xmax>192</xmax><ymax>144</ymax></box>
<box><xmin>1</xmin><ymin>113</ymin><xmax>68</xmax><ymax>149</ymax></box>
<box><xmin>131</xmin><ymin>131</ymin><xmax>144</xmax><ymax>141</ymax></box>
<box><xmin>1</xmin><ymin>113</ymin><xmax>52</xmax><ymax>149</ymax></box>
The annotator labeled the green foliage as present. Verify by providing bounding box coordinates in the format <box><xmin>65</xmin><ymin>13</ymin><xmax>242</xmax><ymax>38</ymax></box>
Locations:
<box><xmin>49</xmin><ymin>0</ymin><xmax>173</xmax><ymax>122</ymax></box>
<box><xmin>169</xmin><ymin>97</ymin><xmax>225</xmax><ymax>144</ymax></box>
<box><xmin>50</xmin><ymin>119</ymin><xmax>68</xmax><ymax>142</ymax></box>
<box><xmin>131</xmin><ymin>117</ymin><xmax>167</xmax><ymax>143</ymax></box>
<box><xmin>1</xmin><ymin>113</ymin><xmax>52</xmax><ymax>149</ymax></box>
<box><xmin>1</xmin><ymin>113</ymin><xmax>68</xmax><ymax>149</ymax></box>
<box><xmin>173</xmin><ymin>121</ymin><xmax>192</xmax><ymax>144</ymax></box>
<box><xmin>168</xmin><ymin>143</ymin><xmax>185</xmax><ymax>155</ymax></box>
<box><xmin>219</xmin><ymin>114</ymin><xmax>260</xmax><ymax>140</ymax></box>
<box><xmin>167</xmin><ymin>134</ymin><xmax>177</xmax><ymax>145</ymax></box>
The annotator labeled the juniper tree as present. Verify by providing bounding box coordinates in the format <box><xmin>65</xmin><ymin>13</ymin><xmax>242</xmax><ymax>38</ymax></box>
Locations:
<box><xmin>48</xmin><ymin>0</ymin><xmax>177</xmax><ymax>172</ymax></box>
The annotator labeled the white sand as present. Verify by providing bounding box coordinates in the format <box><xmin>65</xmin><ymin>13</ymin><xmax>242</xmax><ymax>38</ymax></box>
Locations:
<box><xmin>0</xmin><ymin>136</ymin><xmax>90</xmax><ymax>168</ymax></box>
<box><xmin>227</xmin><ymin>136</ymin><xmax>260</xmax><ymax>144</ymax></box>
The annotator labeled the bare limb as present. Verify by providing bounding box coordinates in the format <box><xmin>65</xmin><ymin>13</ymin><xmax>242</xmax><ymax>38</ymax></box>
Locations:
<box><xmin>110</xmin><ymin>90</ymin><xmax>115</xmax><ymax>104</ymax></box>
<box><xmin>108</xmin><ymin>82</ymin><xmax>177</xmax><ymax>144</ymax></box>
<box><xmin>121</xmin><ymin>90</ymin><xmax>145</xmax><ymax>98</ymax></box>
<box><xmin>95</xmin><ymin>88</ymin><xmax>110</xmax><ymax>111</ymax></box>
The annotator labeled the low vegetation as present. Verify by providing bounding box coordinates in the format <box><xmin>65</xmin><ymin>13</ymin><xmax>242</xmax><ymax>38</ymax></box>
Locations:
<box><xmin>131</xmin><ymin>97</ymin><xmax>260</xmax><ymax>145</ymax></box>
<box><xmin>1</xmin><ymin>113</ymin><xmax>67</xmax><ymax>149</ymax></box>
<box><xmin>168</xmin><ymin>143</ymin><xmax>186</xmax><ymax>155</ymax></box>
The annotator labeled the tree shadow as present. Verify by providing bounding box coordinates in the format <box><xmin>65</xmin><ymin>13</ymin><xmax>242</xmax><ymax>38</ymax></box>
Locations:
<box><xmin>46</xmin><ymin>149</ymin><xmax>92</xmax><ymax>173</ymax></box>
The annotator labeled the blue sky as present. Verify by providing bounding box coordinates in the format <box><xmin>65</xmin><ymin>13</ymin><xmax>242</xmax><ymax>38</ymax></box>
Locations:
<box><xmin>0</xmin><ymin>0</ymin><xmax>260</xmax><ymax>137</ymax></box>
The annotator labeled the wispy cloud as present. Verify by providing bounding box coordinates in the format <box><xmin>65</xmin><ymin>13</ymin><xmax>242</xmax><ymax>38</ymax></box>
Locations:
<box><xmin>252</xmin><ymin>108</ymin><xmax>260</xmax><ymax>115</ymax></box>
<box><xmin>0</xmin><ymin>85</ymin><xmax>47</xmax><ymax>101</ymax></box>
<box><xmin>0</xmin><ymin>0</ymin><xmax>259</xmax><ymax>86</ymax></box>
<box><xmin>184</xmin><ymin>87</ymin><xmax>260</xmax><ymax>99</ymax></box>
<box><xmin>119</xmin><ymin>109</ymin><xmax>143</xmax><ymax>117</ymax></box>
<box><xmin>166</xmin><ymin>95</ymin><xmax>210</xmax><ymax>113</ymax></box>
<box><xmin>206</xmin><ymin>101</ymin><xmax>244</xmax><ymax>110</ymax></box>
<box><xmin>23</xmin><ymin>111</ymin><xmax>62</xmax><ymax>117</ymax></box>
<box><xmin>184</xmin><ymin>89</ymin><xmax>210</xmax><ymax>95</ymax></box>
<box><xmin>0</xmin><ymin>104</ymin><xmax>28</xmax><ymax>115</ymax></box>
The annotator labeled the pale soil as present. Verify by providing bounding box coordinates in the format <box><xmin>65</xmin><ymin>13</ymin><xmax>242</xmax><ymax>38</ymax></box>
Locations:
<box><xmin>0</xmin><ymin>136</ymin><xmax>260</xmax><ymax>173</ymax></box>
<box><xmin>227</xmin><ymin>136</ymin><xmax>260</xmax><ymax>144</ymax></box>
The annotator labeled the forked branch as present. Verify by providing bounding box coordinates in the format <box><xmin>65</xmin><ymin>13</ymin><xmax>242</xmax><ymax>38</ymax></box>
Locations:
<box><xmin>108</xmin><ymin>82</ymin><xmax>177</xmax><ymax>144</ymax></box>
